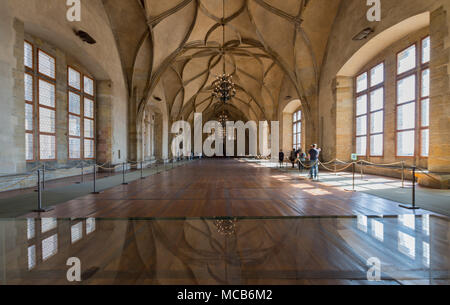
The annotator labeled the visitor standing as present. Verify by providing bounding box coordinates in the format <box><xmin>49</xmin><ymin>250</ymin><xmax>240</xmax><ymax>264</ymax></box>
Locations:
<box><xmin>308</xmin><ymin>144</ymin><xmax>321</xmax><ymax>180</ymax></box>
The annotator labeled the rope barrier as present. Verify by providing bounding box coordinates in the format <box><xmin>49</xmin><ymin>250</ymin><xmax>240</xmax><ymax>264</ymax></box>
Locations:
<box><xmin>319</xmin><ymin>161</ymin><xmax>354</xmax><ymax>173</ymax></box>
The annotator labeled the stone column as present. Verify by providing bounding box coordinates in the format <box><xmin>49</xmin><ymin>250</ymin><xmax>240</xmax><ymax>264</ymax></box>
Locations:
<box><xmin>429</xmin><ymin>6</ymin><xmax>450</xmax><ymax>172</ymax></box>
<box><xmin>96</xmin><ymin>80</ymin><xmax>113</xmax><ymax>164</ymax></box>
<box><xmin>335</xmin><ymin>76</ymin><xmax>354</xmax><ymax>161</ymax></box>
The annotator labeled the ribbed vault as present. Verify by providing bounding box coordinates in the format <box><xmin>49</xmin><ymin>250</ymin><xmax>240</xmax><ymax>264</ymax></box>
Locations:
<box><xmin>102</xmin><ymin>0</ymin><xmax>341</xmax><ymax>155</ymax></box>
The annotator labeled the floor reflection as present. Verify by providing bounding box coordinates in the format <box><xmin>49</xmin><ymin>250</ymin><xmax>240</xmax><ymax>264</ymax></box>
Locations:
<box><xmin>0</xmin><ymin>215</ymin><xmax>448</xmax><ymax>285</ymax></box>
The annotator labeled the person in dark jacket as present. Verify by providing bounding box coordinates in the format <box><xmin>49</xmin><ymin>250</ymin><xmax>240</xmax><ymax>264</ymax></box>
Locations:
<box><xmin>278</xmin><ymin>150</ymin><xmax>285</xmax><ymax>167</ymax></box>
<box><xmin>289</xmin><ymin>148</ymin><xmax>297</xmax><ymax>168</ymax></box>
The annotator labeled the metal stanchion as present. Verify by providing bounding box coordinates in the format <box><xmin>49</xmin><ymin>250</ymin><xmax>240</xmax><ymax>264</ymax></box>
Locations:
<box><xmin>401</xmin><ymin>161</ymin><xmax>405</xmax><ymax>188</ymax></box>
<box><xmin>32</xmin><ymin>169</ymin><xmax>53</xmax><ymax>213</ymax></box>
<box><xmin>42</xmin><ymin>163</ymin><xmax>46</xmax><ymax>190</ymax></box>
<box><xmin>92</xmin><ymin>164</ymin><xmax>101</xmax><ymax>194</ymax></box>
<box><xmin>345</xmin><ymin>162</ymin><xmax>356</xmax><ymax>192</ymax></box>
<box><xmin>360</xmin><ymin>162</ymin><xmax>364</xmax><ymax>180</ymax></box>
<box><xmin>400</xmin><ymin>166</ymin><xmax>420</xmax><ymax>210</ymax></box>
<box><xmin>140</xmin><ymin>161</ymin><xmax>145</xmax><ymax>180</ymax></box>
<box><xmin>122</xmin><ymin>162</ymin><xmax>128</xmax><ymax>185</ymax></box>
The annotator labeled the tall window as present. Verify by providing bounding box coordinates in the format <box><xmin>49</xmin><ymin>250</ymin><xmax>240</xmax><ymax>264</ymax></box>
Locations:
<box><xmin>24</xmin><ymin>41</ymin><xmax>34</xmax><ymax>161</ymax></box>
<box><xmin>355</xmin><ymin>63</ymin><xmax>385</xmax><ymax>156</ymax></box>
<box><xmin>67</xmin><ymin>66</ymin><xmax>95</xmax><ymax>160</ymax></box>
<box><xmin>38</xmin><ymin>50</ymin><xmax>57</xmax><ymax>160</ymax></box>
<box><xmin>293</xmin><ymin>110</ymin><xmax>302</xmax><ymax>150</ymax></box>
<box><xmin>396</xmin><ymin>37</ymin><xmax>430</xmax><ymax>157</ymax></box>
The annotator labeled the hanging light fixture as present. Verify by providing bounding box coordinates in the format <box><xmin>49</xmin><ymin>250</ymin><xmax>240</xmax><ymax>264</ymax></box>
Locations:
<box><xmin>211</xmin><ymin>0</ymin><xmax>236</xmax><ymax>103</ymax></box>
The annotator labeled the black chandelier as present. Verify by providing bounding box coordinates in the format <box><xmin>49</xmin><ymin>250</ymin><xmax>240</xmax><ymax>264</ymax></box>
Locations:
<box><xmin>212</xmin><ymin>74</ymin><xmax>236</xmax><ymax>103</ymax></box>
<box><xmin>211</xmin><ymin>0</ymin><xmax>236</xmax><ymax>103</ymax></box>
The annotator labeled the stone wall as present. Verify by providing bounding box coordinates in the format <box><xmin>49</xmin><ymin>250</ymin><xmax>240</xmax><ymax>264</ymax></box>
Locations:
<box><xmin>318</xmin><ymin>0</ymin><xmax>449</xmax><ymax>174</ymax></box>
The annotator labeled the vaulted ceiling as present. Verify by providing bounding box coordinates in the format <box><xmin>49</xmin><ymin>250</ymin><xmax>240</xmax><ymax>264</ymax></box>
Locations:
<box><xmin>102</xmin><ymin>0</ymin><xmax>341</xmax><ymax>122</ymax></box>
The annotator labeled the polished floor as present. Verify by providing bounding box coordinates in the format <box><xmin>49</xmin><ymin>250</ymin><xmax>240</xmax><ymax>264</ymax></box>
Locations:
<box><xmin>1</xmin><ymin>216</ymin><xmax>448</xmax><ymax>284</ymax></box>
<box><xmin>23</xmin><ymin>159</ymin><xmax>433</xmax><ymax>218</ymax></box>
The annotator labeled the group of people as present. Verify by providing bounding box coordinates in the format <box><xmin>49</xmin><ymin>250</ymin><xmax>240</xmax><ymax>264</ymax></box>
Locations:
<box><xmin>278</xmin><ymin>144</ymin><xmax>322</xmax><ymax>181</ymax></box>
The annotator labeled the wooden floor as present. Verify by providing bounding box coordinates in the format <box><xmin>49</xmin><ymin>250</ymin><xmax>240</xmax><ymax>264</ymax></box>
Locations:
<box><xmin>3</xmin><ymin>216</ymin><xmax>449</xmax><ymax>284</ymax></box>
<box><xmin>24</xmin><ymin>159</ymin><xmax>431</xmax><ymax>218</ymax></box>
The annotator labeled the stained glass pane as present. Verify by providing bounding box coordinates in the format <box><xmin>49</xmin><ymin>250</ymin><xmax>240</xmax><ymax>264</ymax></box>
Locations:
<box><xmin>84</xmin><ymin>98</ymin><xmax>94</xmax><ymax>118</ymax></box>
<box><xmin>297</xmin><ymin>111</ymin><xmax>302</xmax><ymax>121</ymax></box>
<box><xmin>421</xmin><ymin>129</ymin><xmax>429</xmax><ymax>157</ymax></box>
<box><xmin>38</xmin><ymin>79</ymin><xmax>55</xmax><ymax>108</ymax></box>
<box><xmin>370</xmin><ymin>111</ymin><xmax>384</xmax><ymax>134</ymax></box>
<box><xmin>421</xmin><ymin>69</ymin><xmax>430</xmax><ymax>97</ymax></box>
<box><xmin>69</xmin><ymin>137</ymin><xmax>81</xmax><ymax>159</ymax></box>
<box><xmin>370</xmin><ymin>88</ymin><xmax>384</xmax><ymax>111</ymax></box>
<box><xmin>422</xmin><ymin>37</ymin><xmax>430</xmax><ymax>64</ymax></box>
<box><xmin>356</xmin><ymin>95</ymin><xmax>367</xmax><ymax>116</ymax></box>
<box><xmin>84</xmin><ymin>118</ymin><xmax>94</xmax><ymax>138</ymax></box>
<box><xmin>421</xmin><ymin>99</ymin><xmax>429</xmax><ymax>127</ymax></box>
<box><xmin>39</xmin><ymin>135</ymin><xmax>56</xmax><ymax>160</ymax></box>
<box><xmin>356</xmin><ymin>115</ymin><xmax>367</xmax><ymax>136</ymax></box>
<box><xmin>84</xmin><ymin>76</ymin><xmax>94</xmax><ymax>95</ymax></box>
<box><xmin>84</xmin><ymin>139</ymin><xmax>94</xmax><ymax>159</ymax></box>
<box><xmin>370</xmin><ymin>134</ymin><xmax>383</xmax><ymax>156</ymax></box>
<box><xmin>398</xmin><ymin>45</ymin><xmax>416</xmax><ymax>74</ymax></box>
<box><xmin>38</xmin><ymin>50</ymin><xmax>55</xmax><ymax>79</ymax></box>
<box><xmin>69</xmin><ymin>115</ymin><xmax>81</xmax><ymax>137</ymax></box>
<box><xmin>397</xmin><ymin>75</ymin><xmax>416</xmax><ymax>104</ymax></box>
<box><xmin>397</xmin><ymin>130</ymin><xmax>415</xmax><ymax>156</ymax></box>
<box><xmin>356</xmin><ymin>72</ymin><xmax>368</xmax><ymax>93</ymax></box>
<box><xmin>25</xmin><ymin>133</ymin><xmax>33</xmax><ymax>161</ymax></box>
<box><xmin>25</xmin><ymin>73</ymin><xmax>33</xmax><ymax>102</ymax></box>
<box><xmin>39</xmin><ymin>107</ymin><xmax>55</xmax><ymax>133</ymax></box>
<box><xmin>25</xmin><ymin>103</ymin><xmax>33</xmax><ymax>131</ymax></box>
<box><xmin>356</xmin><ymin>137</ymin><xmax>367</xmax><ymax>156</ymax></box>
<box><xmin>68</xmin><ymin>92</ymin><xmax>81</xmax><ymax>115</ymax></box>
<box><xmin>370</xmin><ymin>63</ymin><xmax>384</xmax><ymax>87</ymax></box>
<box><xmin>24</xmin><ymin>42</ymin><xmax>33</xmax><ymax>69</ymax></box>
<box><xmin>397</xmin><ymin>103</ymin><xmax>415</xmax><ymax>130</ymax></box>
<box><xmin>68</xmin><ymin>67</ymin><xmax>81</xmax><ymax>90</ymax></box>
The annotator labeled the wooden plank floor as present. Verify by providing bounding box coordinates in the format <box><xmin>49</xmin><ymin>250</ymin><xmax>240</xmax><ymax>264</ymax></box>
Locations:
<box><xmin>23</xmin><ymin>159</ymin><xmax>432</xmax><ymax>218</ymax></box>
<box><xmin>3</xmin><ymin>216</ymin><xmax>449</xmax><ymax>284</ymax></box>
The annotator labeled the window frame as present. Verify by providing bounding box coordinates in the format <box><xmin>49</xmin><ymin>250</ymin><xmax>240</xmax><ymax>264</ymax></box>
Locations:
<box><xmin>292</xmin><ymin>109</ymin><xmax>302</xmax><ymax>151</ymax></box>
<box><xmin>419</xmin><ymin>36</ymin><xmax>430</xmax><ymax>158</ymax></box>
<box><xmin>395</xmin><ymin>37</ymin><xmax>430</xmax><ymax>158</ymax></box>
<box><xmin>24</xmin><ymin>41</ymin><xmax>36</xmax><ymax>162</ymax></box>
<box><xmin>37</xmin><ymin>76</ymin><xmax>57</xmax><ymax>161</ymax></box>
<box><xmin>67</xmin><ymin>67</ymin><xmax>96</xmax><ymax>160</ymax></box>
<box><xmin>354</xmin><ymin>61</ymin><xmax>386</xmax><ymax>158</ymax></box>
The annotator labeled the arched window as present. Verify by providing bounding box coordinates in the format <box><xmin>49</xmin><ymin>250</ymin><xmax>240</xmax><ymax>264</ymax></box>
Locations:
<box><xmin>293</xmin><ymin>109</ymin><xmax>302</xmax><ymax>150</ymax></box>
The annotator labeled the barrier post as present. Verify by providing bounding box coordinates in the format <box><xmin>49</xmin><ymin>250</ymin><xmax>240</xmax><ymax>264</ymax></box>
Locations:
<box><xmin>32</xmin><ymin>169</ymin><xmax>53</xmax><ymax>213</ymax></box>
<box><xmin>141</xmin><ymin>161</ymin><xmax>145</xmax><ymax>180</ymax></box>
<box><xmin>92</xmin><ymin>163</ymin><xmax>101</xmax><ymax>194</ymax></box>
<box><xmin>42</xmin><ymin>163</ymin><xmax>46</xmax><ymax>190</ymax></box>
<box><xmin>122</xmin><ymin>162</ymin><xmax>128</xmax><ymax>185</ymax></box>
<box><xmin>81</xmin><ymin>162</ymin><xmax>84</xmax><ymax>183</ymax></box>
<box><xmin>345</xmin><ymin>162</ymin><xmax>356</xmax><ymax>192</ymax></box>
<box><xmin>399</xmin><ymin>166</ymin><xmax>420</xmax><ymax>210</ymax></box>
<box><xmin>360</xmin><ymin>162</ymin><xmax>364</xmax><ymax>180</ymax></box>
<box><xmin>401</xmin><ymin>161</ymin><xmax>405</xmax><ymax>188</ymax></box>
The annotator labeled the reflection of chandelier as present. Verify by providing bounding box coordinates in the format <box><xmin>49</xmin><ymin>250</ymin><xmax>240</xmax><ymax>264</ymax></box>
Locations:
<box><xmin>212</xmin><ymin>74</ymin><xmax>236</xmax><ymax>103</ymax></box>
<box><xmin>217</xmin><ymin>111</ymin><xmax>229</xmax><ymax>139</ymax></box>
<box><xmin>213</xmin><ymin>218</ymin><xmax>237</xmax><ymax>236</ymax></box>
